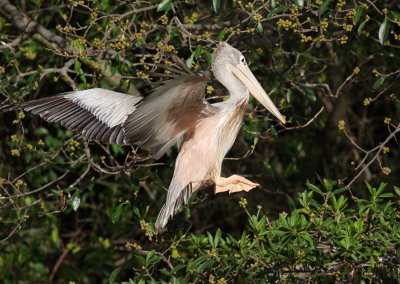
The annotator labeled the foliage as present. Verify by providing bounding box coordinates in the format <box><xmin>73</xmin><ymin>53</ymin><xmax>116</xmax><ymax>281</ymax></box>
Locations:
<box><xmin>0</xmin><ymin>0</ymin><xmax>399</xmax><ymax>283</ymax></box>
<box><xmin>119</xmin><ymin>182</ymin><xmax>400</xmax><ymax>283</ymax></box>
<box><xmin>1</xmin><ymin>181</ymin><xmax>399</xmax><ymax>283</ymax></box>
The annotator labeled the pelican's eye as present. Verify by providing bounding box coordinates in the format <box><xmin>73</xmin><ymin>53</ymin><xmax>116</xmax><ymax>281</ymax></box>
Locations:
<box><xmin>240</xmin><ymin>56</ymin><xmax>247</xmax><ymax>65</ymax></box>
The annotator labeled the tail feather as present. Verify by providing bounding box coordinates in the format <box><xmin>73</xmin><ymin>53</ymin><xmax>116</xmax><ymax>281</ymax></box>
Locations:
<box><xmin>155</xmin><ymin>183</ymin><xmax>193</xmax><ymax>231</ymax></box>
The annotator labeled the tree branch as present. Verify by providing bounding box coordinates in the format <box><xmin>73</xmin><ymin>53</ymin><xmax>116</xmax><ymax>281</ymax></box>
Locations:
<box><xmin>0</xmin><ymin>0</ymin><xmax>140</xmax><ymax>96</ymax></box>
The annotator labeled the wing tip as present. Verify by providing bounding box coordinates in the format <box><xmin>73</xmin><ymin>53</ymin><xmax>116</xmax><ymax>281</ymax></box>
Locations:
<box><xmin>0</xmin><ymin>101</ymin><xmax>20</xmax><ymax>113</ymax></box>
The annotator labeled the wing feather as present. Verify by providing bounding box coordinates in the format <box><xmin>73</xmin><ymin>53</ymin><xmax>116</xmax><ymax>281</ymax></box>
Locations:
<box><xmin>84</xmin><ymin>120</ymin><xmax>102</xmax><ymax>139</ymax></box>
<box><xmin>155</xmin><ymin>182</ymin><xmax>193</xmax><ymax>231</ymax></box>
<box><xmin>29</xmin><ymin>101</ymin><xmax>66</xmax><ymax>114</ymax></box>
<box><xmin>75</xmin><ymin>115</ymin><xmax>94</xmax><ymax>131</ymax></box>
<box><xmin>15</xmin><ymin>89</ymin><xmax>142</xmax><ymax>145</ymax></box>
<box><xmin>5</xmin><ymin>73</ymin><xmax>214</xmax><ymax>157</ymax></box>
<box><xmin>63</xmin><ymin>109</ymin><xmax>88</xmax><ymax>128</ymax></box>
<box><xmin>109</xmin><ymin>126</ymin><xmax>122</xmax><ymax>144</ymax></box>
<box><xmin>124</xmin><ymin>73</ymin><xmax>215</xmax><ymax>158</ymax></box>
<box><xmin>100</xmin><ymin>127</ymin><xmax>116</xmax><ymax>143</ymax></box>
<box><xmin>47</xmin><ymin>105</ymin><xmax>78</xmax><ymax>122</ymax></box>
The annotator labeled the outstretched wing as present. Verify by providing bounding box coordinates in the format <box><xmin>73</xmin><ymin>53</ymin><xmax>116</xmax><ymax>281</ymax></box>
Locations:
<box><xmin>13</xmin><ymin>88</ymin><xmax>142</xmax><ymax>144</ymax></box>
<box><xmin>123</xmin><ymin>72</ymin><xmax>216</xmax><ymax>158</ymax></box>
<box><xmin>4</xmin><ymin>72</ymin><xmax>214</xmax><ymax>158</ymax></box>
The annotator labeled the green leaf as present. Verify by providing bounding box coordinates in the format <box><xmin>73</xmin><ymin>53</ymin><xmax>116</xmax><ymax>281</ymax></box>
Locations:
<box><xmin>171</xmin><ymin>264</ymin><xmax>186</xmax><ymax>274</ymax></box>
<box><xmin>269</xmin><ymin>0</ymin><xmax>276</xmax><ymax>9</ymax></box>
<box><xmin>111</xmin><ymin>144</ymin><xmax>125</xmax><ymax>155</ymax></box>
<box><xmin>157</xmin><ymin>0</ymin><xmax>172</xmax><ymax>12</ymax></box>
<box><xmin>171</xmin><ymin>248</ymin><xmax>180</xmax><ymax>259</ymax></box>
<box><xmin>111</xmin><ymin>204</ymin><xmax>124</xmax><ymax>224</ymax></box>
<box><xmin>380</xmin><ymin>193</ymin><xmax>394</xmax><ymax>198</ymax></box>
<box><xmin>378</xmin><ymin>18</ymin><xmax>389</xmax><ymax>45</ymax></box>
<box><xmin>130</xmin><ymin>175</ymin><xmax>140</xmax><ymax>192</ymax></box>
<box><xmin>159</xmin><ymin>268</ymin><xmax>172</xmax><ymax>276</ymax></box>
<box><xmin>188</xmin><ymin>255</ymin><xmax>208</xmax><ymax>270</ymax></box>
<box><xmin>372</xmin><ymin>76</ymin><xmax>385</xmax><ymax>90</ymax></box>
<box><xmin>306</xmin><ymin>182</ymin><xmax>323</xmax><ymax>195</ymax></box>
<box><xmin>186</xmin><ymin>54</ymin><xmax>194</xmax><ymax>69</ymax></box>
<box><xmin>217</xmin><ymin>28</ymin><xmax>226</xmax><ymax>41</ymax></box>
<box><xmin>193</xmin><ymin>46</ymin><xmax>203</xmax><ymax>60</ymax></box>
<box><xmin>212</xmin><ymin>0</ymin><xmax>221</xmax><ymax>13</ymax></box>
<box><xmin>286</xmin><ymin>89</ymin><xmax>294</xmax><ymax>104</ymax></box>
<box><xmin>145</xmin><ymin>250</ymin><xmax>161</xmax><ymax>266</ymax></box>
<box><xmin>377</xmin><ymin>182</ymin><xmax>387</xmax><ymax>194</ymax></box>
<box><xmin>52</xmin><ymin>4</ymin><xmax>63</xmax><ymax>15</ymax></box>
<box><xmin>109</xmin><ymin>267</ymin><xmax>121</xmax><ymax>284</ymax></box>
<box><xmin>72</xmin><ymin>40</ymin><xmax>85</xmax><ymax>53</ymax></box>
<box><xmin>133</xmin><ymin>207</ymin><xmax>141</xmax><ymax>218</ymax></box>
<box><xmin>74</xmin><ymin>60</ymin><xmax>81</xmax><ymax>73</ymax></box>
<box><xmin>390</xmin><ymin>11</ymin><xmax>400</xmax><ymax>22</ymax></box>
<box><xmin>256</xmin><ymin>22</ymin><xmax>263</xmax><ymax>34</ymax></box>
<box><xmin>353</xmin><ymin>6</ymin><xmax>363</xmax><ymax>25</ymax></box>
<box><xmin>319</xmin><ymin>0</ymin><xmax>330</xmax><ymax>16</ymax></box>
<box><xmin>394</xmin><ymin>186</ymin><xmax>400</xmax><ymax>197</ymax></box>
<box><xmin>169</xmin><ymin>26</ymin><xmax>179</xmax><ymax>37</ymax></box>
<box><xmin>207</xmin><ymin>231</ymin><xmax>214</xmax><ymax>247</ymax></box>
<box><xmin>71</xmin><ymin>190</ymin><xmax>80</xmax><ymax>211</ymax></box>
<box><xmin>214</xmin><ymin>229</ymin><xmax>221</xmax><ymax>247</ymax></box>
<box><xmin>196</xmin><ymin>260</ymin><xmax>216</xmax><ymax>272</ymax></box>
<box><xmin>364</xmin><ymin>181</ymin><xmax>373</xmax><ymax>195</ymax></box>
<box><xmin>286</xmin><ymin>194</ymin><xmax>296</xmax><ymax>210</ymax></box>
<box><xmin>267</xmin><ymin>6</ymin><xmax>288</xmax><ymax>18</ymax></box>
<box><xmin>294</xmin><ymin>0</ymin><xmax>303</xmax><ymax>8</ymax></box>
<box><xmin>110</xmin><ymin>65</ymin><xmax>118</xmax><ymax>76</ymax></box>
<box><xmin>24</xmin><ymin>153</ymin><xmax>32</xmax><ymax>163</ymax></box>
<box><xmin>204</xmin><ymin>50</ymin><xmax>213</xmax><ymax>66</ymax></box>
<box><xmin>333</xmin><ymin>187</ymin><xmax>348</xmax><ymax>195</ymax></box>
<box><xmin>369</xmin><ymin>255</ymin><xmax>376</xmax><ymax>269</ymax></box>
<box><xmin>357</xmin><ymin>20</ymin><xmax>367</xmax><ymax>36</ymax></box>
<box><xmin>51</xmin><ymin>227</ymin><xmax>59</xmax><ymax>244</ymax></box>
<box><xmin>304</xmin><ymin>88</ymin><xmax>316</xmax><ymax>102</ymax></box>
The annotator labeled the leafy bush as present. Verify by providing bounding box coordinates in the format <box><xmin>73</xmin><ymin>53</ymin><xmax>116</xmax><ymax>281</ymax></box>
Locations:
<box><xmin>118</xmin><ymin>182</ymin><xmax>400</xmax><ymax>283</ymax></box>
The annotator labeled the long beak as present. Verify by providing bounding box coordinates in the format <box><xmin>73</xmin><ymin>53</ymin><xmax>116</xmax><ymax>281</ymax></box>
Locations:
<box><xmin>229</xmin><ymin>63</ymin><xmax>285</xmax><ymax>124</ymax></box>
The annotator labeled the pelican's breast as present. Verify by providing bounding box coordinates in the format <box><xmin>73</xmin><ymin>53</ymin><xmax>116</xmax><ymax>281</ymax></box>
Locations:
<box><xmin>206</xmin><ymin>99</ymin><xmax>248</xmax><ymax>179</ymax></box>
<box><xmin>218</xmin><ymin>99</ymin><xmax>248</xmax><ymax>153</ymax></box>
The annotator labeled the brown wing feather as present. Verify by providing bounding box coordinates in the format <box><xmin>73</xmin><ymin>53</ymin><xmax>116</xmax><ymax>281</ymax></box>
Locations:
<box><xmin>123</xmin><ymin>72</ymin><xmax>215</xmax><ymax>158</ymax></box>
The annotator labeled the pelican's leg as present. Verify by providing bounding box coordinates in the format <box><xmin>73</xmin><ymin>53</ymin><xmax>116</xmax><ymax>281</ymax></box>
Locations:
<box><xmin>215</xmin><ymin>175</ymin><xmax>259</xmax><ymax>194</ymax></box>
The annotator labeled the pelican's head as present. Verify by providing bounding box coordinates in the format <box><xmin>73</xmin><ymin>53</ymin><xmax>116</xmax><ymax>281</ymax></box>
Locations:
<box><xmin>212</xmin><ymin>42</ymin><xmax>285</xmax><ymax>124</ymax></box>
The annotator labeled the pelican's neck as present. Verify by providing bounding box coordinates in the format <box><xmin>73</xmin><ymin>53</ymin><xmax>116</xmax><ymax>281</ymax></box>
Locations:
<box><xmin>226</xmin><ymin>88</ymin><xmax>249</xmax><ymax>106</ymax></box>
<box><xmin>215</xmin><ymin>69</ymin><xmax>249</xmax><ymax>105</ymax></box>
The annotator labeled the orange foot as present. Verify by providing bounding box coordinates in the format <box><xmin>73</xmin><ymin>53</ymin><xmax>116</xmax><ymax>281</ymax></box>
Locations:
<box><xmin>215</xmin><ymin>174</ymin><xmax>259</xmax><ymax>194</ymax></box>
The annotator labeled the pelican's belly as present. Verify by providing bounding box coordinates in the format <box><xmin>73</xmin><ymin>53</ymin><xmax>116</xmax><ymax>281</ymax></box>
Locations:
<box><xmin>173</xmin><ymin>114</ymin><xmax>222</xmax><ymax>189</ymax></box>
<box><xmin>175</xmin><ymin>100</ymin><xmax>247</xmax><ymax>188</ymax></box>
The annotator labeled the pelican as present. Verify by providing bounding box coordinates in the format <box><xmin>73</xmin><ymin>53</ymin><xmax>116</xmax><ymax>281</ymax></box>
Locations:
<box><xmin>3</xmin><ymin>43</ymin><xmax>285</xmax><ymax>230</ymax></box>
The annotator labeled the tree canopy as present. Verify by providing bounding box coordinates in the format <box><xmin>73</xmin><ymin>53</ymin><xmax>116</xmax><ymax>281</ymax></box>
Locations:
<box><xmin>0</xmin><ymin>0</ymin><xmax>399</xmax><ymax>282</ymax></box>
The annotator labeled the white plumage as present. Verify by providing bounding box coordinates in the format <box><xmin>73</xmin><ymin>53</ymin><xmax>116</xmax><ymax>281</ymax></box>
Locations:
<box><xmin>64</xmin><ymin>88</ymin><xmax>141</xmax><ymax>128</ymax></box>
